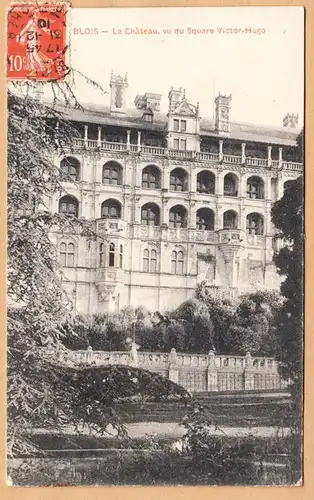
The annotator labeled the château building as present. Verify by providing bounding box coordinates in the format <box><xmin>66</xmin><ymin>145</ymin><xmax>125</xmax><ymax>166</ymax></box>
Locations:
<box><xmin>49</xmin><ymin>72</ymin><xmax>303</xmax><ymax>314</ymax></box>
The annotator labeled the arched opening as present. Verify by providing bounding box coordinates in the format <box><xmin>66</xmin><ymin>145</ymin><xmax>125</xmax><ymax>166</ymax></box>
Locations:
<box><xmin>246</xmin><ymin>213</ymin><xmax>264</xmax><ymax>235</ymax></box>
<box><xmin>170</xmin><ymin>168</ymin><xmax>188</xmax><ymax>192</ymax></box>
<box><xmin>196</xmin><ymin>208</ymin><xmax>215</xmax><ymax>230</ymax></box>
<box><xmin>102</xmin><ymin>161</ymin><xmax>122</xmax><ymax>185</ymax></box>
<box><xmin>141</xmin><ymin>203</ymin><xmax>160</xmax><ymax>226</ymax></box>
<box><xmin>101</xmin><ymin>199</ymin><xmax>122</xmax><ymax>219</ymax></box>
<box><xmin>223</xmin><ymin>210</ymin><xmax>238</xmax><ymax>229</ymax></box>
<box><xmin>247</xmin><ymin>176</ymin><xmax>264</xmax><ymax>199</ymax></box>
<box><xmin>58</xmin><ymin>195</ymin><xmax>79</xmax><ymax>217</ymax></box>
<box><xmin>169</xmin><ymin>205</ymin><xmax>188</xmax><ymax>228</ymax></box>
<box><xmin>197</xmin><ymin>171</ymin><xmax>215</xmax><ymax>194</ymax></box>
<box><xmin>142</xmin><ymin>165</ymin><xmax>161</xmax><ymax>189</ymax></box>
<box><xmin>60</xmin><ymin>156</ymin><xmax>80</xmax><ymax>181</ymax></box>
<box><xmin>224</xmin><ymin>173</ymin><xmax>238</xmax><ymax>197</ymax></box>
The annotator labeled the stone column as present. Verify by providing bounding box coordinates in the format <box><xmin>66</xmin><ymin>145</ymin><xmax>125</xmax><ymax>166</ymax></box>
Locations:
<box><xmin>97</xmin><ymin>126</ymin><xmax>102</xmax><ymax>147</ymax></box>
<box><xmin>190</xmin><ymin>201</ymin><xmax>196</xmax><ymax>229</ymax></box>
<box><xmin>127</xmin><ymin>129</ymin><xmax>131</xmax><ymax>151</ymax></box>
<box><xmin>207</xmin><ymin>350</ymin><xmax>218</xmax><ymax>392</ymax></box>
<box><xmin>241</xmin><ymin>143</ymin><xmax>246</xmax><ymax>164</ymax></box>
<box><xmin>265</xmin><ymin>174</ymin><xmax>272</xmax><ymax>201</ymax></box>
<box><xmin>219</xmin><ymin>140</ymin><xmax>224</xmax><ymax>162</ymax></box>
<box><xmin>278</xmin><ymin>147</ymin><xmax>283</xmax><ymax>168</ymax></box>
<box><xmin>137</xmin><ymin>131</ymin><xmax>141</xmax><ymax>152</ymax></box>
<box><xmin>162</xmin><ymin>198</ymin><xmax>169</xmax><ymax>225</ymax></box>
<box><xmin>84</xmin><ymin>125</ymin><xmax>88</xmax><ymax>147</ymax></box>
<box><xmin>163</xmin><ymin>167</ymin><xmax>170</xmax><ymax>191</ymax></box>
<box><xmin>190</xmin><ymin>169</ymin><xmax>197</xmax><ymax>193</ymax></box>
<box><xmin>239</xmin><ymin>172</ymin><xmax>247</xmax><ymax>198</ymax></box>
<box><xmin>217</xmin><ymin>168</ymin><xmax>224</xmax><ymax>196</ymax></box>
<box><xmin>267</xmin><ymin>145</ymin><xmax>272</xmax><ymax>167</ymax></box>
<box><xmin>168</xmin><ymin>348</ymin><xmax>179</xmax><ymax>384</ymax></box>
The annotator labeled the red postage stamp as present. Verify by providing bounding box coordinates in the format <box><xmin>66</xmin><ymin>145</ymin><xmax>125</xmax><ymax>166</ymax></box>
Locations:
<box><xmin>7</xmin><ymin>2</ymin><xmax>68</xmax><ymax>80</ymax></box>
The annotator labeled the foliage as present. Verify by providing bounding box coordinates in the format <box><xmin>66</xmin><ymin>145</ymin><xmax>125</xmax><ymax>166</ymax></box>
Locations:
<box><xmin>7</xmin><ymin>81</ymin><xmax>183</xmax><ymax>457</ymax></box>
<box><xmin>64</xmin><ymin>288</ymin><xmax>284</xmax><ymax>357</ymax></box>
<box><xmin>271</xmin><ymin>176</ymin><xmax>304</xmax><ymax>385</ymax></box>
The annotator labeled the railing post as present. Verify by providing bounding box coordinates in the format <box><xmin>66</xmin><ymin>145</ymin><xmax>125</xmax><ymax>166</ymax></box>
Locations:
<box><xmin>244</xmin><ymin>351</ymin><xmax>255</xmax><ymax>390</ymax></box>
<box><xmin>168</xmin><ymin>348</ymin><xmax>179</xmax><ymax>384</ymax></box>
<box><xmin>207</xmin><ymin>350</ymin><xmax>218</xmax><ymax>392</ymax></box>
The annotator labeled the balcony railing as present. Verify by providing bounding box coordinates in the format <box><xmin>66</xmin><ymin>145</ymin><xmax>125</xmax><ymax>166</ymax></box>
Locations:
<box><xmin>71</xmin><ymin>138</ymin><xmax>303</xmax><ymax>171</ymax></box>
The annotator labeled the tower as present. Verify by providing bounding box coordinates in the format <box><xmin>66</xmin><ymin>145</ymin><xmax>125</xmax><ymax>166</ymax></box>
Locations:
<box><xmin>214</xmin><ymin>93</ymin><xmax>232</xmax><ymax>134</ymax></box>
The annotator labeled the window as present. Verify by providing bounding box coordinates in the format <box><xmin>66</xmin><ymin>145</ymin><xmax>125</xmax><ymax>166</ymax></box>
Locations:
<box><xmin>171</xmin><ymin>250</ymin><xmax>184</xmax><ymax>274</ymax></box>
<box><xmin>246</xmin><ymin>213</ymin><xmax>264</xmax><ymax>235</ymax></box>
<box><xmin>247</xmin><ymin>176</ymin><xmax>264</xmax><ymax>199</ymax></box>
<box><xmin>180</xmin><ymin>139</ymin><xmax>187</xmax><ymax>150</ymax></box>
<box><xmin>99</xmin><ymin>243</ymin><xmax>105</xmax><ymax>267</ymax></box>
<box><xmin>109</xmin><ymin>242</ymin><xmax>115</xmax><ymax>267</ymax></box>
<box><xmin>197</xmin><ymin>171</ymin><xmax>215</xmax><ymax>194</ymax></box>
<box><xmin>141</xmin><ymin>203</ymin><xmax>160</xmax><ymax>226</ymax></box>
<box><xmin>59</xmin><ymin>195</ymin><xmax>78</xmax><ymax>217</ymax></box>
<box><xmin>181</xmin><ymin>120</ymin><xmax>187</xmax><ymax>132</ymax></box>
<box><xmin>143</xmin><ymin>248</ymin><xmax>158</xmax><ymax>273</ymax></box>
<box><xmin>119</xmin><ymin>245</ymin><xmax>123</xmax><ymax>268</ymax></box>
<box><xmin>142</xmin><ymin>165</ymin><xmax>161</xmax><ymax>189</ymax></box>
<box><xmin>223</xmin><ymin>210</ymin><xmax>238</xmax><ymax>229</ymax></box>
<box><xmin>143</xmin><ymin>249</ymin><xmax>149</xmax><ymax>272</ymax></box>
<box><xmin>102</xmin><ymin>161</ymin><xmax>122</xmax><ymax>185</ymax></box>
<box><xmin>170</xmin><ymin>168</ymin><xmax>188</xmax><ymax>192</ymax></box>
<box><xmin>169</xmin><ymin>205</ymin><xmax>187</xmax><ymax>228</ymax></box>
<box><xmin>224</xmin><ymin>173</ymin><xmax>238</xmax><ymax>197</ymax></box>
<box><xmin>173</xmin><ymin>119</ymin><xmax>180</xmax><ymax>131</ymax></box>
<box><xmin>60</xmin><ymin>157</ymin><xmax>80</xmax><ymax>182</ymax></box>
<box><xmin>196</xmin><ymin>208</ymin><xmax>215</xmax><ymax>231</ymax></box>
<box><xmin>173</xmin><ymin>138</ymin><xmax>180</xmax><ymax>150</ymax></box>
<box><xmin>101</xmin><ymin>199</ymin><xmax>121</xmax><ymax>219</ymax></box>
<box><xmin>59</xmin><ymin>242</ymin><xmax>75</xmax><ymax>267</ymax></box>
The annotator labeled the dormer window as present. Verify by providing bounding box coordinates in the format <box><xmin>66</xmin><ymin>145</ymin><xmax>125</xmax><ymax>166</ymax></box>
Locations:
<box><xmin>174</xmin><ymin>119</ymin><xmax>180</xmax><ymax>131</ymax></box>
<box><xmin>142</xmin><ymin>108</ymin><xmax>153</xmax><ymax>122</ymax></box>
<box><xmin>180</xmin><ymin>120</ymin><xmax>187</xmax><ymax>132</ymax></box>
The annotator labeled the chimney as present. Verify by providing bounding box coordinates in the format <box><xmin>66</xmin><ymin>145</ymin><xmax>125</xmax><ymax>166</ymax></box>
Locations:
<box><xmin>168</xmin><ymin>87</ymin><xmax>182</xmax><ymax>113</ymax></box>
<box><xmin>214</xmin><ymin>93</ymin><xmax>232</xmax><ymax>134</ymax></box>
<box><xmin>283</xmin><ymin>113</ymin><xmax>299</xmax><ymax>128</ymax></box>
<box><xmin>110</xmin><ymin>71</ymin><xmax>128</xmax><ymax>114</ymax></box>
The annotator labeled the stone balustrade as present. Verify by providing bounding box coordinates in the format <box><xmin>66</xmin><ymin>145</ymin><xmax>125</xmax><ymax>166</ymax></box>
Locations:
<box><xmin>54</xmin><ymin>347</ymin><xmax>288</xmax><ymax>393</ymax></box>
<box><xmin>71</xmin><ymin>138</ymin><xmax>303</xmax><ymax>172</ymax></box>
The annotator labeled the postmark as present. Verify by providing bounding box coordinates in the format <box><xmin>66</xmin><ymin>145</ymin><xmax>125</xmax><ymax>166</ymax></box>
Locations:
<box><xmin>7</xmin><ymin>2</ymin><xmax>69</xmax><ymax>80</ymax></box>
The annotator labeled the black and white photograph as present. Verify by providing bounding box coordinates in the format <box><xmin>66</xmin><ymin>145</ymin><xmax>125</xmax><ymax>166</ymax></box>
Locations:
<box><xmin>6</xmin><ymin>6</ymin><xmax>304</xmax><ymax>486</ymax></box>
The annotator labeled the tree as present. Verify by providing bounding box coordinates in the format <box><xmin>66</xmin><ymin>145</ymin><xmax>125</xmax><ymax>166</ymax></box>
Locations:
<box><xmin>7</xmin><ymin>81</ymin><xmax>184</xmax><ymax>456</ymax></box>
<box><xmin>271</xmin><ymin>175</ymin><xmax>303</xmax><ymax>386</ymax></box>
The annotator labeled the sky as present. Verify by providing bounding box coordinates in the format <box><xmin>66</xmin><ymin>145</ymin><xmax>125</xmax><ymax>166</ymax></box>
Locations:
<box><xmin>67</xmin><ymin>7</ymin><xmax>304</xmax><ymax>128</ymax></box>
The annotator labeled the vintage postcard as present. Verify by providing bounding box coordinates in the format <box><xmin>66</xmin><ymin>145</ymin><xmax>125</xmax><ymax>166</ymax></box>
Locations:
<box><xmin>5</xmin><ymin>4</ymin><xmax>304</xmax><ymax>487</ymax></box>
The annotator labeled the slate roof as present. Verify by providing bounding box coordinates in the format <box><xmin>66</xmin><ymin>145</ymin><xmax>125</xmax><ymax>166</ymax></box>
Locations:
<box><xmin>56</xmin><ymin>101</ymin><xmax>300</xmax><ymax>147</ymax></box>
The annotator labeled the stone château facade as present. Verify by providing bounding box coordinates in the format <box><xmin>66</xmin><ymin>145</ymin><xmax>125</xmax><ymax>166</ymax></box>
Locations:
<box><xmin>49</xmin><ymin>72</ymin><xmax>303</xmax><ymax>314</ymax></box>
